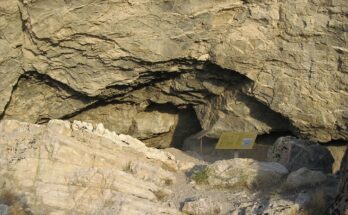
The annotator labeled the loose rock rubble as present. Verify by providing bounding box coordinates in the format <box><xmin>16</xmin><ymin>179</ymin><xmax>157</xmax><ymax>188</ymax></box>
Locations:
<box><xmin>0</xmin><ymin>120</ymin><xmax>340</xmax><ymax>215</ymax></box>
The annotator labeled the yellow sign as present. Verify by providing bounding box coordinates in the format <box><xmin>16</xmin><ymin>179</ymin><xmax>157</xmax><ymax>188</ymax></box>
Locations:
<box><xmin>215</xmin><ymin>132</ymin><xmax>257</xmax><ymax>150</ymax></box>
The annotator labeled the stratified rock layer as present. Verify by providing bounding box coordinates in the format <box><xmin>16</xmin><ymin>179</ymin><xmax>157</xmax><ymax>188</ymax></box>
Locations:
<box><xmin>0</xmin><ymin>119</ymin><xmax>179</xmax><ymax>215</ymax></box>
<box><xmin>0</xmin><ymin>0</ymin><xmax>347</xmax><ymax>144</ymax></box>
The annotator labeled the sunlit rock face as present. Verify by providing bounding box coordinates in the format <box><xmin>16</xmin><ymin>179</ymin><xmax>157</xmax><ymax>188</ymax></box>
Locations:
<box><xmin>0</xmin><ymin>119</ymin><xmax>179</xmax><ymax>215</ymax></box>
<box><xmin>0</xmin><ymin>0</ymin><xmax>347</xmax><ymax>146</ymax></box>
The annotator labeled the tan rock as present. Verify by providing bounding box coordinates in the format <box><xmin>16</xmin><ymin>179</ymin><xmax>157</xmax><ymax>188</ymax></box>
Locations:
<box><xmin>0</xmin><ymin>119</ymin><xmax>179</xmax><ymax>215</ymax></box>
<box><xmin>182</xmin><ymin>198</ymin><xmax>221</xmax><ymax>215</ymax></box>
<box><xmin>205</xmin><ymin>158</ymin><xmax>288</xmax><ymax>190</ymax></box>
<box><xmin>0</xmin><ymin>0</ymin><xmax>23</xmax><ymax>115</ymax></box>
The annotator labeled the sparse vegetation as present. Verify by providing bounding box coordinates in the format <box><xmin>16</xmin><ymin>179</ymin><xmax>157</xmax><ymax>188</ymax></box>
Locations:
<box><xmin>192</xmin><ymin>168</ymin><xmax>210</xmax><ymax>185</ymax></box>
<box><xmin>122</xmin><ymin>162</ymin><xmax>132</xmax><ymax>173</ymax></box>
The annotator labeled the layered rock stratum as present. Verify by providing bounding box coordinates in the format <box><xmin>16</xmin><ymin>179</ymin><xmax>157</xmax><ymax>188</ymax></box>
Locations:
<box><xmin>0</xmin><ymin>0</ymin><xmax>347</xmax><ymax>146</ymax></box>
<box><xmin>0</xmin><ymin>119</ymin><xmax>179</xmax><ymax>214</ymax></box>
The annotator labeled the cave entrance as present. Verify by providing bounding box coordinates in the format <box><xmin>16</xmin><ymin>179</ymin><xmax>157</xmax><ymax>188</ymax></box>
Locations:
<box><xmin>141</xmin><ymin>103</ymin><xmax>202</xmax><ymax>149</ymax></box>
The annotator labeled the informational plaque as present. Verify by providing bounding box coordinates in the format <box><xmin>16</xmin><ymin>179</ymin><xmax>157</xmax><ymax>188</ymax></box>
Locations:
<box><xmin>215</xmin><ymin>132</ymin><xmax>257</xmax><ymax>150</ymax></box>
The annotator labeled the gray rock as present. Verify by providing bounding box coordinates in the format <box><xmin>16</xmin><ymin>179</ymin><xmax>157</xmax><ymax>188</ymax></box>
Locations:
<box><xmin>284</xmin><ymin>167</ymin><xmax>327</xmax><ymax>189</ymax></box>
<box><xmin>267</xmin><ymin>136</ymin><xmax>334</xmax><ymax>173</ymax></box>
<box><xmin>0</xmin><ymin>204</ymin><xmax>9</xmax><ymax>215</ymax></box>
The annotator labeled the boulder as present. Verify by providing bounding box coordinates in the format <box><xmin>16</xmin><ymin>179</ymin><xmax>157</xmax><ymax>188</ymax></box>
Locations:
<box><xmin>267</xmin><ymin>136</ymin><xmax>334</xmax><ymax>173</ymax></box>
<box><xmin>203</xmin><ymin>158</ymin><xmax>288</xmax><ymax>190</ymax></box>
<box><xmin>284</xmin><ymin>167</ymin><xmax>327</xmax><ymax>189</ymax></box>
<box><xmin>182</xmin><ymin>198</ymin><xmax>221</xmax><ymax>215</ymax></box>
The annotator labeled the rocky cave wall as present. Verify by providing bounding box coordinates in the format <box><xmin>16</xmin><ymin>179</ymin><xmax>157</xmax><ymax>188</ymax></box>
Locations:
<box><xmin>0</xmin><ymin>0</ymin><xmax>347</xmax><ymax>147</ymax></box>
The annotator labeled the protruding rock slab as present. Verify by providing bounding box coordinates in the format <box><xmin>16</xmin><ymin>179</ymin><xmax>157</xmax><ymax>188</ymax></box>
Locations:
<box><xmin>0</xmin><ymin>0</ymin><xmax>23</xmax><ymax>115</ymax></box>
<box><xmin>0</xmin><ymin>119</ymin><xmax>179</xmax><ymax>215</ymax></box>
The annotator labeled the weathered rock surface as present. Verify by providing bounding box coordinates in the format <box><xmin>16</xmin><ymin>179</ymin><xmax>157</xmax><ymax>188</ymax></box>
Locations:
<box><xmin>267</xmin><ymin>136</ymin><xmax>334</xmax><ymax>173</ymax></box>
<box><xmin>0</xmin><ymin>0</ymin><xmax>23</xmax><ymax>116</ymax></box>
<box><xmin>203</xmin><ymin>158</ymin><xmax>288</xmax><ymax>190</ymax></box>
<box><xmin>72</xmin><ymin>103</ymin><xmax>201</xmax><ymax>148</ymax></box>
<box><xmin>0</xmin><ymin>0</ymin><xmax>347</xmax><ymax>144</ymax></box>
<box><xmin>0</xmin><ymin>119</ymin><xmax>178</xmax><ymax>215</ymax></box>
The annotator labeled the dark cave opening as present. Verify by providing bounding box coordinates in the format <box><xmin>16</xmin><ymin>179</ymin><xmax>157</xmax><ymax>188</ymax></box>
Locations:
<box><xmin>2</xmin><ymin>62</ymin><xmax>340</xmax><ymax>153</ymax></box>
<box><xmin>142</xmin><ymin>102</ymin><xmax>202</xmax><ymax>149</ymax></box>
<box><xmin>319</xmin><ymin>138</ymin><xmax>348</xmax><ymax>147</ymax></box>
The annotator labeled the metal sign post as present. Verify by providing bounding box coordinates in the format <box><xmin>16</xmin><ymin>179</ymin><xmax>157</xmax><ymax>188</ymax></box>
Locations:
<box><xmin>234</xmin><ymin>151</ymin><xmax>239</xmax><ymax>158</ymax></box>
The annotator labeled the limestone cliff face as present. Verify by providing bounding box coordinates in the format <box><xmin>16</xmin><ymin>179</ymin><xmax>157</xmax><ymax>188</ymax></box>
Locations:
<box><xmin>0</xmin><ymin>0</ymin><xmax>347</xmax><ymax>145</ymax></box>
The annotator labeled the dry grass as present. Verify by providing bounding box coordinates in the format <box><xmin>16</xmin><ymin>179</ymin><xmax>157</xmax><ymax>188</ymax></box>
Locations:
<box><xmin>161</xmin><ymin>162</ymin><xmax>177</xmax><ymax>173</ymax></box>
<box><xmin>164</xmin><ymin>178</ymin><xmax>173</xmax><ymax>186</ymax></box>
<box><xmin>153</xmin><ymin>190</ymin><xmax>169</xmax><ymax>201</ymax></box>
<box><xmin>0</xmin><ymin>190</ymin><xmax>31</xmax><ymax>215</ymax></box>
<box><xmin>122</xmin><ymin>162</ymin><xmax>132</xmax><ymax>173</ymax></box>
